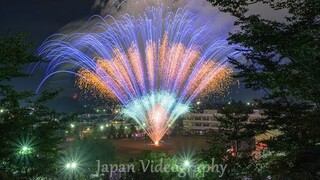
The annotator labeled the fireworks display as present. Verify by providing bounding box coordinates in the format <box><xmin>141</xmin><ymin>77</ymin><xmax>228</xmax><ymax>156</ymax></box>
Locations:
<box><xmin>38</xmin><ymin>6</ymin><xmax>239</xmax><ymax>144</ymax></box>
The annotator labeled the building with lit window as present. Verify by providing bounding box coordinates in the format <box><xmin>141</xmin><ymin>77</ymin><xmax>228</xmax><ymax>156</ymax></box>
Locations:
<box><xmin>183</xmin><ymin>109</ymin><xmax>264</xmax><ymax>135</ymax></box>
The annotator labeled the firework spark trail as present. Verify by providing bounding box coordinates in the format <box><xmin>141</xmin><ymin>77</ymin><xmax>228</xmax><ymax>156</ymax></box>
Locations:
<box><xmin>38</xmin><ymin>6</ymin><xmax>239</xmax><ymax>145</ymax></box>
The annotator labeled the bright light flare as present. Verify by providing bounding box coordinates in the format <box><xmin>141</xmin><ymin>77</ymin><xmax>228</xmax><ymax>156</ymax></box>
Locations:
<box><xmin>65</xmin><ymin>162</ymin><xmax>78</xmax><ymax>169</ymax></box>
<box><xmin>22</xmin><ymin>146</ymin><xmax>28</xmax><ymax>151</ymax></box>
<box><xmin>18</xmin><ymin>145</ymin><xmax>33</xmax><ymax>156</ymax></box>
<box><xmin>177</xmin><ymin>144</ymin><xmax>197</xmax><ymax>170</ymax></box>
<box><xmin>59</xmin><ymin>148</ymin><xmax>86</xmax><ymax>178</ymax></box>
<box><xmin>184</xmin><ymin>160</ymin><xmax>190</xmax><ymax>167</ymax></box>
<box><xmin>13</xmin><ymin>136</ymin><xmax>36</xmax><ymax>158</ymax></box>
<box><xmin>70</xmin><ymin>124</ymin><xmax>75</xmax><ymax>128</ymax></box>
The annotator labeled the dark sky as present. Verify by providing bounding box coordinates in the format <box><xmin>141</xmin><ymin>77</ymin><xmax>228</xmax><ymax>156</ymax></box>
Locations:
<box><xmin>0</xmin><ymin>0</ymin><xmax>97</xmax><ymax>112</ymax></box>
<box><xmin>0</xmin><ymin>0</ymin><xmax>94</xmax><ymax>45</ymax></box>
<box><xmin>0</xmin><ymin>0</ymin><xmax>264</xmax><ymax>112</ymax></box>
<box><xmin>0</xmin><ymin>0</ymin><xmax>95</xmax><ymax>87</ymax></box>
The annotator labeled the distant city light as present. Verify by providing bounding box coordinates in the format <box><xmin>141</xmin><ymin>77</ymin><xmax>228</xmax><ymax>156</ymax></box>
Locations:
<box><xmin>100</xmin><ymin>126</ymin><xmax>104</xmax><ymax>130</ymax></box>
<box><xmin>0</xmin><ymin>109</ymin><xmax>4</xmax><ymax>113</ymax></box>
<box><xmin>196</xmin><ymin>101</ymin><xmax>201</xmax><ymax>105</ymax></box>
<box><xmin>70</xmin><ymin>124</ymin><xmax>75</xmax><ymax>128</ymax></box>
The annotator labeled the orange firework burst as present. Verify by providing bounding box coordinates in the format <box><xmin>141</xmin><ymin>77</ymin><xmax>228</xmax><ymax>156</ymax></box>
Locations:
<box><xmin>38</xmin><ymin>7</ymin><xmax>239</xmax><ymax>145</ymax></box>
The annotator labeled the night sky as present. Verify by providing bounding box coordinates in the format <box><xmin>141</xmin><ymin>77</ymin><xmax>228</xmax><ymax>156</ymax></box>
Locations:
<box><xmin>0</xmin><ymin>0</ymin><xmax>267</xmax><ymax>112</ymax></box>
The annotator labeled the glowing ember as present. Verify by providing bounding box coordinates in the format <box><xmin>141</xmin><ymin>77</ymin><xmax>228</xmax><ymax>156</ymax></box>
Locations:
<box><xmin>38</xmin><ymin>6</ymin><xmax>239</xmax><ymax>144</ymax></box>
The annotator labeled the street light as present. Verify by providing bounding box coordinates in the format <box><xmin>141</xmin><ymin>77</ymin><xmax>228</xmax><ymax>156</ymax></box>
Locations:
<box><xmin>0</xmin><ymin>109</ymin><xmax>4</xmax><ymax>113</ymax></box>
<box><xmin>18</xmin><ymin>145</ymin><xmax>33</xmax><ymax>155</ymax></box>
<box><xmin>65</xmin><ymin>162</ymin><xmax>77</xmax><ymax>169</ymax></box>
<box><xmin>22</xmin><ymin>146</ymin><xmax>28</xmax><ymax>151</ymax></box>
<box><xmin>100</xmin><ymin>126</ymin><xmax>104</xmax><ymax>130</ymax></box>
<box><xmin>184</xmin><ymin>160</ymin><xmax>190</xmax><ymax>167</ymax></box>
<box><xmin>70</xmin><ymin>124</ymin><xmax>75</xmax><ymax>128</ymax></box>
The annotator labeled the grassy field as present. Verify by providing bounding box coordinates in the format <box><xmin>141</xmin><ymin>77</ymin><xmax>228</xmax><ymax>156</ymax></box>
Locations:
<box><xmin>111</xmin><ymin>135</ymin><xmax>209</xmax><ymax>161</ymax></box>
